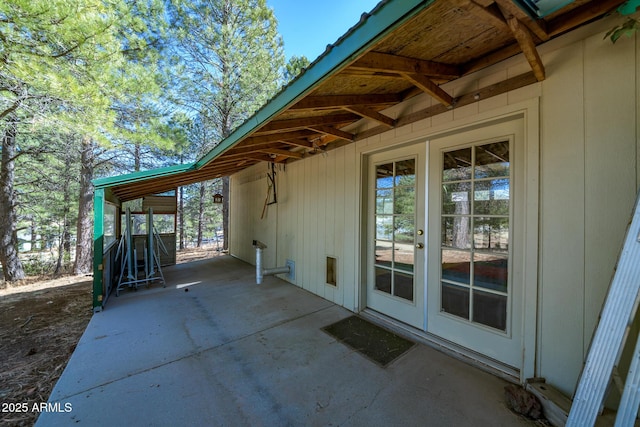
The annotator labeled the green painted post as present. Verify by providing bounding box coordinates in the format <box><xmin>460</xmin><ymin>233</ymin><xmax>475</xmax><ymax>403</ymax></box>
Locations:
<box><xmin>93</xmin><ymin>188</ymin><xmax>105</xmax><ymax>312</ymax></box>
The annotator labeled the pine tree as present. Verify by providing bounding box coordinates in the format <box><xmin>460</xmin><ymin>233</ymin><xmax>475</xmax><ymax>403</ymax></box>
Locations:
<box><xmin>0</xmin><ymin>0</ymin><xmax>171</xmax><ymax>278</ymax></box>
<box><xmin>166</xmin><ymin>0</ymin><xmax>285</xmax><ymax>249</ymax></box>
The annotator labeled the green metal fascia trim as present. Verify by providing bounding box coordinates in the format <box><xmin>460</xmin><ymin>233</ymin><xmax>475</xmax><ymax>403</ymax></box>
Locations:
<box><xmin>92</xmin><ymin>162</ymin><xmax>195</xmax><ymax>189</ymax></box>
<box><xmin>92</xmin><ymin>188</ymin><xmax>105</xmax><ymax>311</ymax></box>
<box><xmin>194</xmin><ymin>0</ymin><xmax>434</xmax><ymax>169</ymax></box>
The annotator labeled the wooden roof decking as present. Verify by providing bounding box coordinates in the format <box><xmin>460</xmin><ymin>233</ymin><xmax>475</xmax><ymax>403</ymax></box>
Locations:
<box><xmin>97</xmin><ymin>0</ymin><xmax>625</xmax><ymax>202</ymax></box>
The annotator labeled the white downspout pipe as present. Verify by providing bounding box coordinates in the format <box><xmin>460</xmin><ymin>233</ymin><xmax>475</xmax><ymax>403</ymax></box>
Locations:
<box><xmin>253</xmin><ymin>240</ymin><xmax>290</xmax><ymax>285</ymax></box>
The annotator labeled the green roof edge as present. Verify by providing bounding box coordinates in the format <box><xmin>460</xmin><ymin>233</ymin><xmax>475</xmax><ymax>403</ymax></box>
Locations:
<box><xmin>93</xmin><ymin>162</ymin><xmax>195</xmax><ymax>188</ymax></box>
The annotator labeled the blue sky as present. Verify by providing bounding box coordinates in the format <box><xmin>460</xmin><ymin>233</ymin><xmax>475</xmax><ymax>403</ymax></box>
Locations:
<box><xmin>267</xmin><ymin>0</ymin><xmax>381</xmax><ymax>61</ymax></box>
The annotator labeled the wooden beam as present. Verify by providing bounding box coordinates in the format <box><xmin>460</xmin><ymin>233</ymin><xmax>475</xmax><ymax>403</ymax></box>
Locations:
<box><xmin>255</xmin><ymin>113</ymin><xmax>359</xmax><ymax>133</ymax></box>
<box><xmin>239</xmin><ymin>130</ymin><xmax>315</xmax><ymax>146</ymax></box>
<box><xmin>281</xmin><ymin>139</ymin><xmax>314</xmax><ymax>149</ymax></box>
<box><xmin>343</xmin><ymin>105</ymin><xmax>395</xmax><ymax>128</ymax></box>
<box><xmin>349</xmin><ymin>51</ymin><xmax>461</xmax><ymax>80</ymax></box>
<box><xmin>259</xmin><ymin>148</ymin><xmax>304</xmax><ymax>159</ymax></box>
<box><xmin>463</xmin><ymin>42</ymin><xmax>522</xmax><ymax>75</ymax></box>
<box><xmin>356</xmin><ymin>72</ymin><xmax>539</xmax><ymax>141</ymax></box>
<box><xmin>246</xmin><ymin>154</ymin><xmax>287</xmax><ymax>164</ymax></box>
<box><xmin>338</xmin><ymin>69</ymin><xmax>407</xmax><ymax>79</ymax></box>
<box><xmin>224</xmin><ymin>142</ymin><xmax>283</xmax><ymax>155</ymax></box>
<box><xmin>401</xmin><ymin>73</ymin><xmax>454</xmax><ymax>107</ymax></box>
<box><xmin>493</xmin><ymin>0</ymin><xmax>549</xmax><ymax>41</ymax></box>
<box><xmin>448</xmin><ymin>0</ymin><xmax>509</xmax><ymax>31</ymax></box>
<box><xmin>289</xmin><ymin>94</ymin><xmax>401</xmax><ymax>110</ymax></box>
<box><xmin>507</xmin><ymin>16</ymin><xmax>545</xmax><ymax>81</ymax></box>
<box><xmin>307</xmin><ymin>125</ymin><xmax>355</xmax><ymax>141</ymax></box>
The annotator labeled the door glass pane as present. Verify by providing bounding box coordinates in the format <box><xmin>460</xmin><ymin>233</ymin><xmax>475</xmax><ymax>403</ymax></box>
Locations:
<box><xmin>442</xmin><ymin>283</ymin><xmax>470</xmax><ymax>318</ymax></box>
<box><xmin>473</xmin><ymin>290</ymin><xmax>507</xmax><ymax>331</ymax></box>
<box><xmin>474</xmin><ymin>217</ymin><xmax>509</xmax><ymax>252</ymax></box>
<box><xmin>474</xmin><ymin>179</ymin><xmax>510</xmax><ymax>215</ymax></box>
<box><xmin>394</xmin><ymin>186</ymin><xmax>415</xmax><ymax>215</ymax></box>
<box><xmin>474</xmin><ymin>253</ymin><xmax>508</xmax><ymax>292</ymax></box>
<box><xmin>375</xmin><ymin>241</ymin><xmax>392</xmax><ymax>268</ymax></box>
<box><xmin>376</xmin><ymin>189</ymin><xmax>393</xmax><ymax>214</ymax></box>
<box><xmin>394</xmin><ymin>216</ymin><xmax>414</xmax><ymax>243</ymax></box>
<box><xmin>443</xmin><ymin>148</ymin><xmax>472</xmax><ymax>181</ymax></box>
<box><xmin>376</xmin><ymin>215</ymin><xmax>393</xmax><ymax>240</ymax></box>
<box><xmin>395</xmin><ymin>159</ymin><xmax>415</xmax><ymax>184</ymax></box>
<box><xmin>375</xmin><ymin>267</ymin><xmax>392</xmax><ymax>294</ymax></box>
<box><xmin>475</xmin><ymin>142</ymin><xmax>510</xmax><ymax>178</ymax></box>
<box><xmin>442</xmin><ymin>182</ymin><xmax>471</xmax><ymax>215</ymax></box>
<box><xmin>442</xmin><ymin>249</ymin><xmax>470</xmax><ymax>284</ymax></box>
<box><xmin>376</xmin><ymin>163</ymin><xmax>393</xmax><ymax>188</ymax></box>
<box><xmin>394</xmin><ymin>271</ymin><xmax>414</xmax><ymax>301</ymax></box>
<box><xmin>442</xmin><ymin>216</ymin><xmax>471</xmax><ymax>249</ymax></box>
<box><xmin>394</xmin><ymin>242</ymin><xmax>414</xmax><ymax>273</ymax></box>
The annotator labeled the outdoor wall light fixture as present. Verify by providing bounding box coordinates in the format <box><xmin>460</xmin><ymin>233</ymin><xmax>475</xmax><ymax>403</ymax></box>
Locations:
<box><xmin>213</xmin><ymin>193</ymin><xmax>223</xmax><ymax>204</ymax></box>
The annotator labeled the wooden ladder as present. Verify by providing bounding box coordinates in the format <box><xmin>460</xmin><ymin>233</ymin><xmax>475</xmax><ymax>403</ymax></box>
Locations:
<box><xmin>567</xmin><ymin>189</ymin><xmax>640</xmax><ymax>426</ymax></box>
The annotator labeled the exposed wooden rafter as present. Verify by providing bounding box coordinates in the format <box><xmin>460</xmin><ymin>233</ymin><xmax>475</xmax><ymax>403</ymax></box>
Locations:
<box><xmin>507</xmin><ymin>16</ymin><xmax>546</xmax><ymax>81</ymax></box>
<box><xmin>259</xmin><ymin>148</ymin><xmax>304</xmax><ymax>159</ymax></box>
<box><xmin>247</xmin><ymin>154</ymin><xmax>287</xmax><ymax>164</ymax></box>
<box><xmin>343</xmin><ymin>105</ymin><xmax>395</xmax><ymax>128</ymax></box>
<box><xmin>255</xmin><ymin>113</ymin><xmax>359</xmax><ymax>133</ymax></box>
<box><xmin>450</xmin><ymin>0</ymin><xmax>546</xmax><ymax>82</ymax></box>
<box><xmin>290</xmin><ymin>94</ymin><xmax>401</xmax><ymax>110</ymax></box>
<box><xmin>224</xmin><ymin>143</ymin><xmax>283</xmax><ymax>156</ymax></box>
<box><xmin>280</xmin><ymin>139</ymin><xmax>314</xmax><ymax>149</ymax></box>
<box><xmin>307</xmin><ymin>125</ymin><xmax>355</xmax><ymax>141</ymax></box>
<box><xmin>349</xmin><ymin>51</ymin><xmax>461</xmax><ymax>80</ymax></box>
<box><xmin>493</xmin><ymin>0</ymin><xmax>549</xmax><ymax>41</ymax></box>
<box><xmin>238</xmin><ymin>130</ymin><xmax>315</xmax><ymax>147</ymax></box>
<box><xmin>401</xmin><ymin>73</ymin><xmax>454</xmax><ymax>108</ymax></box>
<box><xmin>356</xmin><ymin>72</ymin><xmax>538</xmax><ymax>141</ymax></box>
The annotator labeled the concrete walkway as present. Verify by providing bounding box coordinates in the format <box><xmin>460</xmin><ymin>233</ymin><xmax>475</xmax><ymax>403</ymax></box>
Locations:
<box><xmin>37</xmin><ymin>256</ymin><xmax>534</xmax><ymax>426</ymax></box>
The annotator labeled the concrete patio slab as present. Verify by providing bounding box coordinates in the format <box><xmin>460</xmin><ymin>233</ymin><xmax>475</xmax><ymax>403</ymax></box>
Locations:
<box><xmin>37</xmin><ymin>256</ymin><xmax>534</xmax><ymax>426</ymax></box>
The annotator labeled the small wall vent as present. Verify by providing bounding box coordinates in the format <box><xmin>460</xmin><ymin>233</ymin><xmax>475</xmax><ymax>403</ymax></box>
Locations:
<box><xmin>326</xmin><ymin>257</ymin><xmax>337</xmax><ymax>287</ymax></box>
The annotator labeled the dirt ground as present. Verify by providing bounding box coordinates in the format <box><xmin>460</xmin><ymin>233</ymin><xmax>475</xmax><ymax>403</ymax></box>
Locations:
<box><xmin>0</xmin><ymin>246</ymin><xmax>219</xmax><ymax>427</ymax></box>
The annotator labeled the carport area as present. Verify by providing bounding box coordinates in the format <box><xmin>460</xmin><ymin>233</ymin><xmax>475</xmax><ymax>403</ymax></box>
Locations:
<box><xmin>37</xmin><ymin>256</ymin><xmax>532</xmax><ymax>426</ymax></box>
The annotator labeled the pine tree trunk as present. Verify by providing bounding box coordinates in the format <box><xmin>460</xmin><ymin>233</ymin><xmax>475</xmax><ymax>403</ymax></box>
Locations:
<box><xmin>134</xmin><ymin>143</ymin><xmax>141</xmax><ymax>171</ymax></box>
<box><xmin>30</xmin><ymin>218</ymin><xmax>37</xmax><ymax>251</ymax></box>
<box><xmin>74</xmin><ymin>136</ymin><xmax>94</xmax><ymax>275</ymax></box>
<box><xmin>0</xmin><ymin>119</ymin><xmax>26</xmax><ymax>281</ymax></box>
<box><xmin>55</xmin><ymin>153</ymin><xmax>72</xmax><ymax>275</ymax></box>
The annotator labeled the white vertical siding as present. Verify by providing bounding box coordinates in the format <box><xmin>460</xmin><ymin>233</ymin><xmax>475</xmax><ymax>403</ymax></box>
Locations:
<box><xmin>229</xmin><ymin>166</ymin><xmax>277</xmax><ymax>268</ymax></box>
<box><xmin>230</xmin><ymin>17</ymin><xmax>639</xmax><ymax>395</ymax></box>
<box><xmin>230</xmin><ymin>140</ymin><xmax>363</xmax><ymax>310</ymax></box>
<box><xmin>343</xmin><ymin>143</ymin><xmax>358</xmax><ymax>311</ymax></box>
<box><xmin>583</xmin><ymin>32</ymin><xmax>637</xmax><ymax>351</ymax></box>
<box><xmin>535</xmin><ymin>27</ymin><xmax>639</xmax><ymax>396</ymax></box>
<box><xmin>538</xmin><ymin>39</ymin><xmax>587</xmax><ymax>393</ymax></box>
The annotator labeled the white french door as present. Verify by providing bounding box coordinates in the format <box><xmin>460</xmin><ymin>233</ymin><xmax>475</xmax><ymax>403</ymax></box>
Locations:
<box><xmin>426</xmin><ymin>118</ymin><xmax>525</xmax><ymax>369</ymax></box>
<box><xmin>366</xmin><ymin>143</ymin><xmax>426</xmax><ymax>329</ymax></box>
